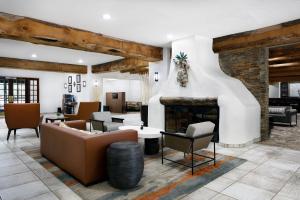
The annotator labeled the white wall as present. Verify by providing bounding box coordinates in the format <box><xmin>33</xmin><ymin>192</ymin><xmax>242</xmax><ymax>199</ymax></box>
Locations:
<box><xmin>0</xmin><ymin>68</ymin><xmax>90</xmax><ymax>113</ymax></box>
<box><xmin>148</xmin><ymin>36</ymin><xmax>261</xmax><ymax>146</ymax></box>
<box><xmin>269</xmin><ymin>83</ymin><xmax>280</xmax><ymax>98</ymax></box>
<box><xmin>289</xmin><ymin>83</ymin><xmax>300</xmax><ymax>97</ymax></box>
<box><xmin>149</xmin><ymin>48</ymin><xmax>171</xmax><ymax>96</ymax></box>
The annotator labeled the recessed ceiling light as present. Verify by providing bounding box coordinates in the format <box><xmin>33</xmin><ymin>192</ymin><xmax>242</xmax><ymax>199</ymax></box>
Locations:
<box><xmin>102</xmin><ymin>14</ymin><xmax>111</xmax><ymax>20</ymax></box>
<box><xmin>78</xmin><ymin>59</ymin><xmax>83</xmax><ymax>64</ymax></box>
<box><xmin>31</xmin><ymin>54</ymin><xmax>37</xmax><ymax>58</ymax></box>
<box><xmin>167</xmin><ymin>34</ymin><xmax>173</xmax><ymax>40</ymax></box>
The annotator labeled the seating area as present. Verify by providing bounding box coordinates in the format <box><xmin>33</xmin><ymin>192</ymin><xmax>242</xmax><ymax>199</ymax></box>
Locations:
<box><xmin>0</xmin><ymin>1</ymin><xmax>300</xmax><ymax>200</ymax></box>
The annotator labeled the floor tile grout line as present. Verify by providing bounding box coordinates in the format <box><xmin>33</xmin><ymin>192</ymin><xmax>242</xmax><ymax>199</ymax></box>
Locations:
<box><xmin>270</xmin><ymin>169</ymin><xmax>298</xmax><ymax>200</ymax></box>
<box><xmin>10</xmin><ymin>142</ymin><xmax>62</xmax><ymax>200</ymax></box>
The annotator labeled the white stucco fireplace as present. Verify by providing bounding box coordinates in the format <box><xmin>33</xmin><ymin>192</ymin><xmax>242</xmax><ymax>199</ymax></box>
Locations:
<box><xmin>148</xmin><ymin>36</ymin><xmax>261</xmax><ymax>147</ymax></box>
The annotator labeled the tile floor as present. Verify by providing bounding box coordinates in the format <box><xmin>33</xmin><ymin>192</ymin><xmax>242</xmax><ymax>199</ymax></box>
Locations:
<box><xmin>0</xmin><ymin>116</ymin><xmax>299</xmax><ymax>200</ymax></box>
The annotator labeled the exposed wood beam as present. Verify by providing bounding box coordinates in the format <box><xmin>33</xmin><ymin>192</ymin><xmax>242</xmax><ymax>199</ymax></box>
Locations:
<box><xmin>270</xmin><ymin>75</ymin><xmax>300</xmax><ymax>83</ymax></box>
<box><xmin>268</xmin><ymin>56</ymin><xmax>300</xmax><ymax>64</ymax></box>
<box><xmin>92</xmin><ymin>58</ymin><xmax>148</xmax><ymax>73</ymax></box>
<box><xmin>269</xmin><ymin>62</ymin><xmax>300</xmax><ymax>68</ymax></box>
<box><xmin>0</xmin><ymin>57</ymin><xmax>87</xmax><ymax>73</ymax></box>
<box><xmin>213</xmin><ymin>19</ymin><xmax>300</xmax><ymax>53</ymax></box>
<box><xmin>0</xmin><ymin>12</ymin><xmax>163</xmax><ymax>62</ymax></box>
<box><xmin>269</xmin><ymin>43</ymin><xmax>300</xmax><ymax>57</ymax></box>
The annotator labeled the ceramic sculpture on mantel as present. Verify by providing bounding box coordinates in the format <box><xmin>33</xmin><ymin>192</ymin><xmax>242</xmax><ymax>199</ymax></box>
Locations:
<box><xmin>173</xmin><ymin>52</ymin><xmax>190</xmax><ymax>87</ymax></box>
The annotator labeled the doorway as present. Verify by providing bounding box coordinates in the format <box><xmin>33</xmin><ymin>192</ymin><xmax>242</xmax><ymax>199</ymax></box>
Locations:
<box><xmin>0</xmin><ymin>76</ymin><xmax>39</xmax><ymax>112</ymax></box>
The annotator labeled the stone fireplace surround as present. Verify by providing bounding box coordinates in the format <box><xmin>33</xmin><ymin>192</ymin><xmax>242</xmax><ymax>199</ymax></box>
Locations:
<box><xmin>148</xmin><ymin>36</ymin><xmax>261</xmax><ymax>147</ymax></box>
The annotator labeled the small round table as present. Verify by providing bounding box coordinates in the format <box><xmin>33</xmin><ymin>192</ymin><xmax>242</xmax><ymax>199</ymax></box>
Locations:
<box><xmin>119</xmin><ymin>125</ymin><xmax>163</xmax><ymax>155</ymax></box>
<box><xmin>45</xmin><ymin>115</ymin><xmax>68</xmax><ymax>123</ymax></box>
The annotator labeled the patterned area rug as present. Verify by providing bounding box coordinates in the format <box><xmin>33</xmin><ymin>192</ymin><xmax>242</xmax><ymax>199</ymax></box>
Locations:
<box><xmin>22</xmin><ymin>146</ymin><xmax>246</xmax><ymax>200</ymax></box>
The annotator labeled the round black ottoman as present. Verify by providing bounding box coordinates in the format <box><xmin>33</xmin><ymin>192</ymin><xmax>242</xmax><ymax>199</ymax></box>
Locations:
<box><xmin>107</xmin><ymin>141</ymin><xmax>144</xmax><ymax>189</ymax></box>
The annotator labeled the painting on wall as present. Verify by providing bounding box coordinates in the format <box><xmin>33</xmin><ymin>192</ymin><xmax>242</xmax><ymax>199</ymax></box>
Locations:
<box><xmin>76</xmin><ymin>84</ymin><xmax>81</xmax><ymax>92</ymax></box>
<box><xmin>76</xmin><ymin>75</ymin><xmax>81</xmax><ymax>83</ymax></box>
<box><xmin>68</xmin><ymin>85</ymin><xmax>72</xmax><ymax>93</ymax></box>
<box><xmin>68</xmin><ymin>76</ymin><xmax>72</xmax><ymax>84</ymax></box>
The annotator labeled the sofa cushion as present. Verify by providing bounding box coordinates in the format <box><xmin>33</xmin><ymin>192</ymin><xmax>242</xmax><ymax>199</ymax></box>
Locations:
<box><xmin>186</xmin><ymin>121</ymin><xmax>215</xmax><ymax>138</ymax></box>
<box><xmin>269</xmin><ymin>107</ymin><xmax>287</xmax><ymax>114</ymax></box>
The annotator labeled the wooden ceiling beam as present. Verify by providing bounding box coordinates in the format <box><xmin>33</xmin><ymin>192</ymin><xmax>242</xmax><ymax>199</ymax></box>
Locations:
<box><xmin>269</xmin><ymin>57</ymin><xmax>300</xmax><ymax>65</ymax></box>
<box><xmin>213</xmin><ymin>19</ymin><xmax>300</xmax><ymax>53</ymax></box>
<box><xmin>270</xmin><ymin>75</ymin><xmax>300</xmax><ymax>83</ymax></box>
<box><xmin>0</xmin><ymin>57</ymin><xmax>87</xmax><ymax>73</ymax></box>
<box><xmin>92</xmin><ymin>58</ymin><xmax>148</xmax><ymax>73</ymax></box>
<box><xmin>0</xmin><ymin>12</ymin><xmax>163</xmax><ymax>62</ymax></box>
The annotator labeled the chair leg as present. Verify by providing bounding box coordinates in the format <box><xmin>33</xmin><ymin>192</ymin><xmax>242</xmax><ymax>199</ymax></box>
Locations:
<box><xmin>35</xmin><ymin>128</ymin><xmax>39</xmax><ymax>138</ymax></box>
<box><xmin>7</xmin><ymin>129</ymin><xmax>12</xmax><ymax>140</ymax></box>
<box><xmin>161</xmin><ymin>135</ymin><xmax>164</xmax><ymax>164</ymax></box>
<box><xmin>191</xmin><ymin>141</ymin><xmax>194</xmax><ymax>175</ymax></box>
<box><xmin>213</xmin><ymin>141</ymin><xmax>216</xmax><ymax>166</ymax></box>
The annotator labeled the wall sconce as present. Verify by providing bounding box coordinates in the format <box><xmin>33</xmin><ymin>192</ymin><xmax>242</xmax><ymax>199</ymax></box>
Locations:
<box><xmin>154</xmin><ymin>72</ymin><xmax>159</xmax><ymax>82</ymax></box>
<box><xmin>93</xmin><ymin>80</ymin><xmax>99</xmax><ymax>87</ymax></box>
<box><xmin>64</xmin><ymin>83</ymin><xmax>67</xmax><ymax>89</ymax></box>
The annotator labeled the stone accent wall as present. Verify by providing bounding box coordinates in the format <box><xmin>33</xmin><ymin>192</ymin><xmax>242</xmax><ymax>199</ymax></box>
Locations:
<box><xmin>218</xmin><ymin>47</ymin><xmax>269</xmax><ymax>140</ymax></box>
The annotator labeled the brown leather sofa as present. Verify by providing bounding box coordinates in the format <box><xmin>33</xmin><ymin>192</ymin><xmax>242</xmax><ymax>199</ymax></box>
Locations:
<box><xmin>4</xmin><ymin>103</ymin><xmax>40</xmax><ymax>140</ymax></box>
<box><xmin>64</xmin><ymin>101</ymin><xmax>100</xmax><ymax>121</ymax></box>
<box><xmin>40</xmin><ymin>120</ymin><xmax>138</xmax><ymax>185</ymax></box>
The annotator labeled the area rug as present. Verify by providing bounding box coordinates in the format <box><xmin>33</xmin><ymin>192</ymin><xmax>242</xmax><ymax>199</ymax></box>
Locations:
<box><xmin>22</xmin><ymin>146</ymin><xmax>246</xmax><ymax>200</ymax></box>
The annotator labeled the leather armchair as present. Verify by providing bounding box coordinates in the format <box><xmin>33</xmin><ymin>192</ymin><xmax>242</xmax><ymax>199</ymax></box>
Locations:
<box><xmin>4</xmin><ymin>103</ymin><xmax>40</xmax><ymax>140</ymax></box>
<box><xmin>161</xmin><ymin>122</ymin><xmax>216</xmax><ymax>175</ymax></box>
<box><xmin>65</xmin><ymin>101</ymin><xmax>100</xmax><ymax>122</ymax></box>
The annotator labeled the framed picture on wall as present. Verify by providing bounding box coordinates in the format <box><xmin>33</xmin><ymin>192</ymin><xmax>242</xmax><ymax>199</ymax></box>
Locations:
<box><xmin>83</xmin><ymin>81</ymin><xmax>86</xmax><ymax>87</ymax></box>
<box><xmin>68</xmin><ymin>76</ymin><xmax>72</xmax><ymax>84</ymax></box>
<box><xmin>76</xmin><ymin>84</ymin><xmax>81</xmax><ymax>92</ymax></box>
<box><xmin>68</xmin><ymin>85</ymin><xmax>72</xmax><ymax>93</ymax></box>
<box><xmin>76</xmin><ymin>75</ymin><xmax>81</xmax><ymax>83</ymax></box>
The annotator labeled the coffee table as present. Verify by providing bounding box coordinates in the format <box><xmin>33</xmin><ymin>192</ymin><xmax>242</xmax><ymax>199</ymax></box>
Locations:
<box><xmin>119</xmin><ymin>125</ymin><xmax>163</xmax><ymax>155</ymax></box>
<box><xmin>45</xmin><ymin>115</ymin><xmax>69</xmax><ymax>123</ymax></box>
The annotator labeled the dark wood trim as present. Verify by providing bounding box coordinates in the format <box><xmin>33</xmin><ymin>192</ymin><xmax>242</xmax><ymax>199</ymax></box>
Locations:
<box><xmin>213</xmin><ymin>19</ymin><xmax>300</xmax><ymax>53</ymax></box>
<box><xmin>0</xmin><ymin>57</ymin><xmax>87</xmax><ymax>74</ymax></box>
<box><xmin>92</xmin><ymin>58</ymin><xmax>148</xmax><ymax>74</ymax></box>
<box><xmin>0</xmin><ymin>12</ymin><xmax>162</xmax><ymax>62</ymax></box>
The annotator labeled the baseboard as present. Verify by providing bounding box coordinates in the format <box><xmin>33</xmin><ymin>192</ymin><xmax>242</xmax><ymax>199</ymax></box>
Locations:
<box><xmin>218</xmin><ymin>137</ymin><xmax>261</xmax><ymax>148</ymax></box>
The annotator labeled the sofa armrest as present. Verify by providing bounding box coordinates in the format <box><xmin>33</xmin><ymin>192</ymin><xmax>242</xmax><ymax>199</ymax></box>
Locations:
<box><xmin>111</xmin><ymin>117</ymin><xmax>124</xmax><ymax>123</ymax></box>
<box><xmin>65</xmin><ymin>120</ymin><xmax>86</xmax><ymax>130</ymax></box>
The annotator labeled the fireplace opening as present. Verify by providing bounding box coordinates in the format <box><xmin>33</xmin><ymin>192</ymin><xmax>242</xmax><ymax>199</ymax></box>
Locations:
<box><xmin>160</xmin><ymin>97</ymin><xmax>219</xmax><ymax>142</ymax></box>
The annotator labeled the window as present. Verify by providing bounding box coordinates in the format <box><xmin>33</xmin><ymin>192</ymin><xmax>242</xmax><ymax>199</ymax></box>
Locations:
<box><xmin>0</xmin><ymin>79</ymin><xmax>9</xmax><ymax>111</ymax></box>
<box><xmin>0</xmin><ymin>77</ymin><xmax>39</xmax><ymax>112</ymax></box>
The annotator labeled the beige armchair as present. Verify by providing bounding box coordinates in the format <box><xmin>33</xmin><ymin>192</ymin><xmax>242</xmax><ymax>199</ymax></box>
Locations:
<box><xmin>90</xmin><ymin>112</ymin><xmax>124</xmax><ymax>132</ymax></box>
<box><xmin>161</xmin><ymin>122</ymin><xmax>216</xmax><ymax>175</ymax></box>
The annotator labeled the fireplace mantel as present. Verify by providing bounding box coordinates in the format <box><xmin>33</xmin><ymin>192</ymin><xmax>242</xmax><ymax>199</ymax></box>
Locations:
<box><xmin>159</xmin><ymin>97</ymin><xmax>218</xmax><ymax>106</ymax></box>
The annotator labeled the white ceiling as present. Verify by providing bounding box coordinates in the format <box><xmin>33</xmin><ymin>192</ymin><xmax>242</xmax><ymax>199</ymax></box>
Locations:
<box><xmin>0</xmin><ymin>0</ymin><xmax>299</xmax><ymax>64</ymax></box>
<box><xmin>0</xmin><ymin>39</ymin><xmax>122</xmax><ymax>65</ymax></box>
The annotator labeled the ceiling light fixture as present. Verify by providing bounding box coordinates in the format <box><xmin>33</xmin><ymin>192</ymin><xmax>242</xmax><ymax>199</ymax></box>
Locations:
<box><xmin>31</xmin><ymin>54</ymin><xmax>37</xmax><ymax>58</ymax></box>
<box><xmin>78</xmin><ymin>59</ymin><xmax>83</xmax><ymax>64</ymax></box>
<box><xmin>167</xmin><ymin>34</ymin><xmax>173</xmax><ymax>40</ymax></box>
<box><xmin>102</xmin><ymin>14</ymin><xmax>111</xmax><ymax>20</ymax></box>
